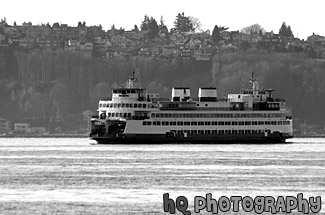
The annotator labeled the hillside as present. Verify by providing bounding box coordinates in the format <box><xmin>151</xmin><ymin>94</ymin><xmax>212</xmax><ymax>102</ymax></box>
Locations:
<box><xmin>0</xmin><ymin>47</ymin><xmax>324</xmax><ymax>133</ymax></box>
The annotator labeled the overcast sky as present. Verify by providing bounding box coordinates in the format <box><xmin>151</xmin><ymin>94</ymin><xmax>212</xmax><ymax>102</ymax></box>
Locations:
<box><xmin>1</xmin><ymin>0</ymin><xmax>324</xmax><ymax>40</ymax></box>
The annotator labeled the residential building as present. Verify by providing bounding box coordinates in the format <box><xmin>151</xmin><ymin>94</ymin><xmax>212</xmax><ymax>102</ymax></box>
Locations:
<box><xmin>19</xmin><ymin>37</ymin><xmax>36</xmax><ymax>50</ymax></box>
<box><xmin>111</xmin><ymin>35</ymin><xmax>133</xmax><ymax>49</ymax></box>
<box><xmin>0</xmin><ymin>118</ymin><xmax>11</xmax><ymax>133</ymax></box>
<box><xmin>78</xmin><ymin>41</ymin><xmax>93</xmax><ymax>57</ymax></box>
<box><xmin>307</xmin><ymin>33</ymin><xmax>325</xmax><ymax>46</ymax></box>
<box><xmin>14</xmin><ymin>123</ymin><xmax>30</xmax><ymax>133</ymax></box>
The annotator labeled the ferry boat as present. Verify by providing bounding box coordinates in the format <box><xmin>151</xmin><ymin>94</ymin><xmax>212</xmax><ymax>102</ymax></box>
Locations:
<box><xmin>89</xmin><ymin>72</ymin><xmax>293</xmax><ymax>144</ymax></box>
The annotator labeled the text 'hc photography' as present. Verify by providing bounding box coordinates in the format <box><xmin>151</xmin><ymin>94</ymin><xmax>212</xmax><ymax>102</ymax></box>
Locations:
<box><xmin>163</xmin><ymin>193</ymin><xmax>322</xmax><ymax>214</ymax></box>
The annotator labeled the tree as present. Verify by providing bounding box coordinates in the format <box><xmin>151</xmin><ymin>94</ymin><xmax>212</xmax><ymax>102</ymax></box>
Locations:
<box><xmin>133</xmin><ymin>24</ymin><xmax>139</xmax><ymax>32</ymax></box>
<box><xmin>140</xmin><ymin>15</ymin><xmax>150</xmax><ymax>31</ymax></box>
<box><xmin>159</xmin><ymin>16</ymin><xmax>166</xmax><ymax>30</ymax></box>
<box><xmin>140</xmin><ymin>15</ymin><xmax>159</xmax><ymax>38</ymax></box>
<box><xmin>241</xmin><ymin>23</ymin><xmax>265</xmax><ymax>34</ymax></box>
<box><xmin>148</xmin><ymin>17</ymin><xmax>159</xmax><ymax>39</ymax></box>
<box><xmin>212</xmin><ymin>25</ymin><xmax>228</xmax><ymax>44</ymax></box>
<box><xmin>188</xmin><ymin>16</ymin><xmax>202</xmax><ymax>32</ymax></box>
<box><xmin>173</xmin><ymin>12</ymin><xmax>194</xmax><ymax>33</ymax></box>
<box><xmin>279</xmin><ymin>22</ymin><xmax>293</xmax><ymax>37</ymax></box>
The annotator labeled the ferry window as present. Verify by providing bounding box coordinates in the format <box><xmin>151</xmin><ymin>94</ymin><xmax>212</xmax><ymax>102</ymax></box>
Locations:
<box><xmin>126</xmin><ymin>103</ymin><xmax>129</xmax><ymax>108</ymax></box>
<box><xmin>278</xmin><ymin>121</ymin><xmax>282</xmax><ymax>125</ymax></box>
<box><xmin>205</xmin><ymin>130</ymin><xmax>210</xmax><ymax>134</ymax></box>
<box><xmin>192</xmin><ymin>130</ymin><xmax>197</xmax><ymax>134</ymax></box>
<box><xmin>157</xmin><ymin>121</ymin><xmax>161</xmax><ymax>126</ymax></box>
<box><xmin>112</xmin><ymin>113</ymin><xmax>115</xmax><ymax>117</ymax></box>
<box><xmin>191</xmin><ymin>121</ymin><xmax>197</xmax><ymax>126</ymax></box>
<box><xmin>198</xmin><ymin>121</ymin><xmax>204</xmax><ymax>126</ymax></box>
<box><xmin>143</xmin><ymin>121</ymin><xmax>146</xmax><ymax>125</ymax></box>
<box><xmin>271</xmin><ymin>121</ymin><xmax>277</xmax><ymax>125</ymax></box>
<box><xmin>143</xmin><ymin>104</ymin><xmax>147</xmax><ymax>108</ymax></box>
<box><xmin>232</xmin><ymin>122</ymin><xmax>237</xmax><ymax>126</ymax></box>
<box><xmin>122</xmin><ymin>103</ymin><xmax>125</xmax><ymax>108</ymax></box>
<box><xmin>113</xmin><ymin>90</ymin><xmax>117</xmax><ymax>93</ymax></box>
<box><xmin>109</xmin><ymin>103</ymin><xmax>112</xmax><ymax>108</ymax></box>
<box><xmin>118</xmin><ymin>104</ymin><xmax>121</xmax><ymax>108</ymax></box>
<box><xmin>185</xmin><ymin>113</ymin><xmax>190</xmax><ymax>118</ymax></box>
<box><xmin>134</xmin><ymin>104</ymin><xmax>138</xmax><ymax>108</ymax></box>
<box><xmin>212</xmin><ymin>121</ymin><xmax>217</xmax><ymax>125</ymax></box>
<box><xmin>138</xmin><ymin>104</ymin><xmax>142</xmax><ymax>108</ymax></box>
<box><xmin>177</xmin><ymin>121</ymin><xmax>183</xmax><ymax>126</ymax></box>
<box><xmin>184</xmin><ymin>121</ymin><xmax>190</xmax><ymax>126</ymax></box>
<box><xmin>128</xmin><ymin>113</ymin><xmax>131</xmax><ymax>117</ymax></box>
<box><xmin>170</xmin><ymin>121</ymin><xmax>176</xmax><ymax>126</ymax></box>
<box><xmin>258</xmin><ymin>121</ymin><xmax>264</xmax><ymax>125</ymax></box>
<box><xmin>265</xmin><ymin>121</ymin><xmax>270</xmax><ymax>125</ymax></box>
<box><xmin>151</xmin><ymin>113</ymin><xmax>155</xmax><ymax>118</ymax></box>
<box><xmin>124</xmin><ymin>113</ymin><xmax>127</xmax><ymax>118</ymax></box>
<box><xmin>155</xmin><ymin>113</ymin><xmax>159</xmax><ymax>118</ymax></box>
<box><xmin>166</xmin><ymin>121</ymin><xmax>169</xmax><ymax>126</ymax></box>
<box><xmin>225</xmin><ymin>122</ymin><xmax>231</xmax><ymax>126</ymax></box>
<box><xmin>107</xmin><ymin>113</ymin><xmax>111</xmax><ymax>117</ymax></box>
<box><xmin>218</xmin><ymin>121</ymin><xmax>224</xmax><ymax>126</ymax></box>
<box><xmin>252</xmin><ymin>121</ymin><xmax>258</xmax><ymax>125</ymax></box>
<box><xmin>168</xmin><ymin>113</ymin><xmax>172</xmax><ymax>118</ymax></box>
<box><xmin>199</xmin><ymin>130</ymin><xmax>204</xmax><ymax>134</ymax></box>
<box><xmin>205</xmin><ymin>121</ymin><xmax>211</xmax><ymax>125</ymax></box>
<box><xmin>164</xmin><ymin>113</ymin><xmax>168</xmax><ymax>118</ymax></box>
<box><xmin>219</xmin><ymin>130</ymin><xmax>224</xmax><ymax>134</ymax></box>
<box><xmin>153</xmin><ymin>121</ymin><xmax>157</xmax><ymax>125</ymax></box>
<box><xmin>245</xmin><ymin>121</ymin><xmax>251</xmax><ymax>125</ymax></box>
<box><xmin>147</xmin><ymin>121</ymin><xmax>152</xmax><ymax>125</ymax></box>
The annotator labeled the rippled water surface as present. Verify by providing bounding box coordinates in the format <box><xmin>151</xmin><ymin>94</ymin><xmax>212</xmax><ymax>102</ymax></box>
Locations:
<box><xmin>0</xmin><ymin>138</ymin><xmax>324</xmax><ymax>214</ymax></box>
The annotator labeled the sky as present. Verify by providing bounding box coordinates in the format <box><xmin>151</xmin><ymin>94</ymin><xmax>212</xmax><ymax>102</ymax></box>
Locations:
<box><xmin>1</xmin><ymin>0</ymin><xmax>324</xmax><ymax>40</ymax></box>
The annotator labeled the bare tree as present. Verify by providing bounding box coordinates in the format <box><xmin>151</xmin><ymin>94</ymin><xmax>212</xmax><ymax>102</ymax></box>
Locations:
<box><xmin>189</xmin><ymin>16</ymin><xmax>203</xmax><ymax>32</ymax></box>
<box><xmin>241</xmin><ymin>23</ymin><xmax>265</xmax><ymax>35</ymax></box>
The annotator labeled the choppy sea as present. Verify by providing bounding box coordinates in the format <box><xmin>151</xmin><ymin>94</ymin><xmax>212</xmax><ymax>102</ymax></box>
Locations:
<box><xmin>0</xmin><ymin>137</ymin><xmax>324</xmax><ymax>214</ymax></box>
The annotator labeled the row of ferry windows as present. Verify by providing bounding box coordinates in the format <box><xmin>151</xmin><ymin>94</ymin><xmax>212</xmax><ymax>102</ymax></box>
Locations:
<box><xmin>100</xmin><ymin>103</ymin><xmax>154</xmax><ymax>108</ymax></box>
<box><xmin>169</xmin><ymin>130</ymin><xmax>270</xmax><ymax>135</ymax></box>
<box><xmin>107</xmin><ymin>113</ymin><xmax>132</xmax><ymax>117</ymax></box>
<box><xmin>151</xmin><ymin>113</ymin><xmax>284</xmax><ymax>118</ymax></box>
<box><xmin>142</xmin><ymin>121</ymin><xmax>290</xmax><ymax>126</ymax></box>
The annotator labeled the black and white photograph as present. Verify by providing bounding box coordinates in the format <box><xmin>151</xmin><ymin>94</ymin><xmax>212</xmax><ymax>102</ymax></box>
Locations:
<box><xmin>0</xmin><ymin>0</ymin><xmax>324</xmax><ymax>214</ymax></box>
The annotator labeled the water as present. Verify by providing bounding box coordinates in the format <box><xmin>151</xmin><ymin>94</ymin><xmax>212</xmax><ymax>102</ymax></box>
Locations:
<box><xmin>0</xmin><ymin>137</ymin><xmax>324</xmax><ymax>214</ymax></box>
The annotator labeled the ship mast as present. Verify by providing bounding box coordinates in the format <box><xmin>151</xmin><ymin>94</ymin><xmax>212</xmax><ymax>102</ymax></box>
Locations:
<box><xmin>250</xmin><ymin>71</ymin><xmax>259</xmax><ymax>94</ymax></box>
<box><xmin>127</xmin><ymin>71</ymin><xmax>137</xmax><ymax>89</ymax></box>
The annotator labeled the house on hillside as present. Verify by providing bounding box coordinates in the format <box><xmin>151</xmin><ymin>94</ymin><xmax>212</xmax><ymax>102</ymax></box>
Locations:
<box><xmin>307</xmin><ymin>33</ymin><xmax>325</xmax><ymax>46</ymax></box>
<box><xmin>0</xmin><ymin>118</ymin><xmax>11</xmax><ymax>134</ymax></box>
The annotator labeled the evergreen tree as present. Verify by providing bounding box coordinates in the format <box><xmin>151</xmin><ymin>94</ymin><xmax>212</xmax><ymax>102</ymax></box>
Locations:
<box><xmin>279</xmin><ymin>22</ymin><xmax>293</xmax><ymax>37</ymax></box>
<box><xmin>148</xmin><ymin>17</ymin><xmax>159</xmax><ymax>39</ymax></box>
<box><xmin>173</xmin><ymin>12</ymin><xmax>194</xmax><ymax>33</ymax></box>
<box><xmin>134</xmin><ymin>24</ymin><xmax>139</xmax><ymax>32</ymax></box>
<box><xmin>212</xmin><ymin>25</ymin><xmax>228</xmax><ymax>44</ymax></box>
<box><xmin>159</xmin><ymin>16</ymin><xmax>166</xmax><ymax>30</ymax></box>
<box><xmin>140</xmin><ymin>15</ymin><xmax>150</xmax><ymax>31</ymax></box>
